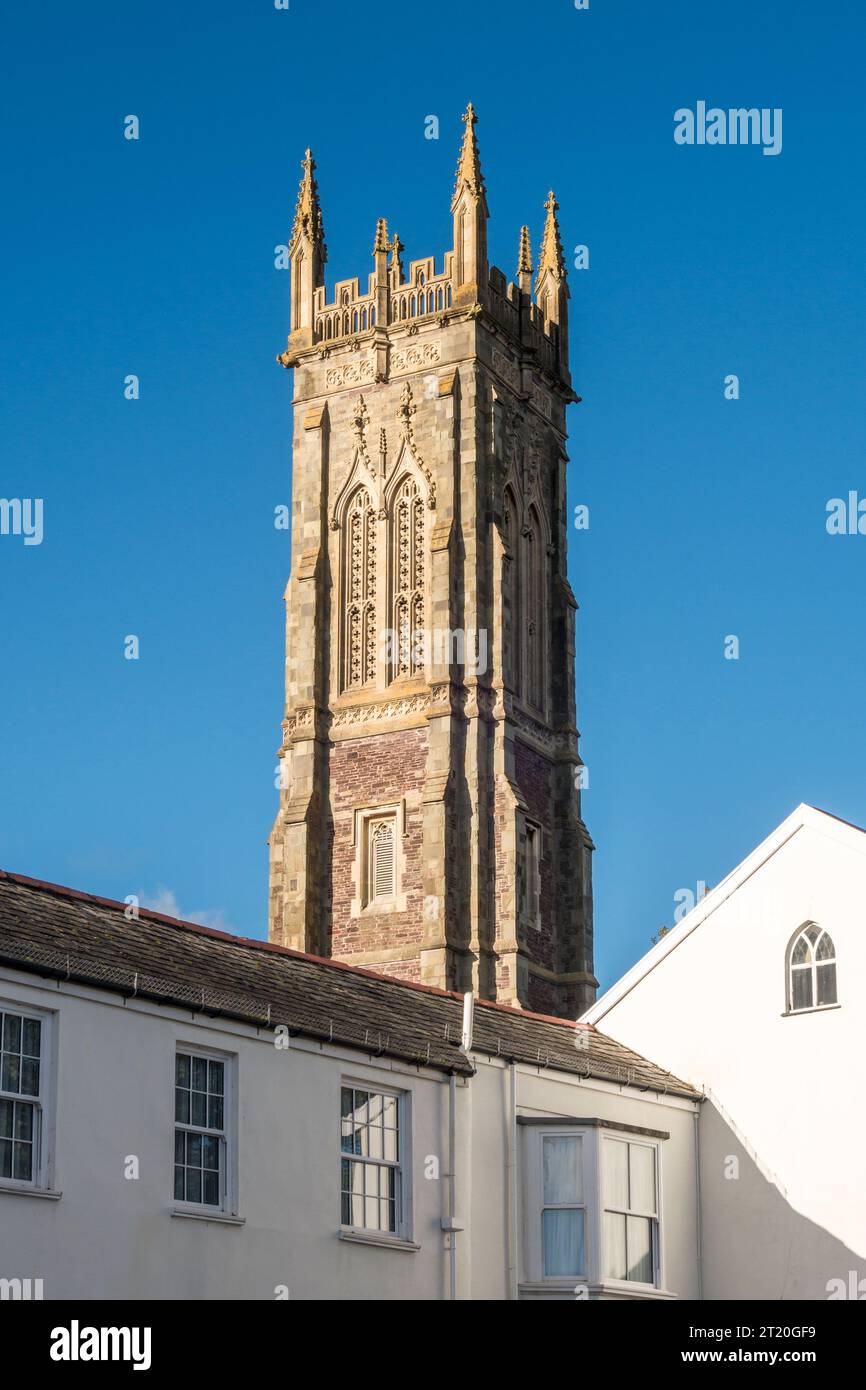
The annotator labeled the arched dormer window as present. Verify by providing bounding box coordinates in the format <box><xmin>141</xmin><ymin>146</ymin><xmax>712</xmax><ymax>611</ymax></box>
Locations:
<box><xmin>342</xmin><ymin>486</ymin><xmax>377</xmax><ymax>691</ymax></box>
<box><xmin>390</xmin><ymin>475</ymin><xmax>425</xmax><ymax>680</ymax></box>
<box><xmin>787</xmin><ymin>923</ymin><xmax>837</xmax><ymax>1013</ymax></box>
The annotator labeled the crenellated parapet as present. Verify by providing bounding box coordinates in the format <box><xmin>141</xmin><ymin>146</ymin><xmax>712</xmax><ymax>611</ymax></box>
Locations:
<box><xmin>277</xmin><ymin>106</ymin><xmax>573</xmax><ymax>390</ymax></box>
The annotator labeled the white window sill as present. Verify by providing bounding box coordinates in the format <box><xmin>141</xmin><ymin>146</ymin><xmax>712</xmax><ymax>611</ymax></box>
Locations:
<box><xmin>519</xmin><ymin>1280</ymin><xmax>676</xmax><ymax>1301</ymax></box>
<box><xmin>0</xmin><ymin>1182</ymin><xmax>62</xmax><ymax>1201</ymax></box>
<box><xmin>338</xmin><ymin>1227</ymin><xmax>419</xmax><ymax>1252</ymax></box>
<box><xmin>170</xmin><ymin>1207</ymin><xmax>245</xmax><ymax>1227</ymax></box>
<box><xmin>782</xmin><ymin>1003</ymin><xmax>841</xmax><ymax>1018</ymax></box>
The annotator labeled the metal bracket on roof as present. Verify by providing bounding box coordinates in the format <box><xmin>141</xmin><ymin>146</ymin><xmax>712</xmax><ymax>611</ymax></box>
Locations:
<box><xmin>65</xmin><ymin>955</ymin><xmax>71</xmax><ymax>981</ymax></box>
<box><xmin>266</xmin><ymin>1003</ymin><xmax>271</xmax><ymax>1026</ymax></box>
<box><xmin>328</xmin><ymin>1019</ymin><xmax>335</xmax><ymax>1043</ymax></box>
<box><xmin>131</xmin><ymin>972</ymin><xmax>139</xmax><ymax>999</ymax></box>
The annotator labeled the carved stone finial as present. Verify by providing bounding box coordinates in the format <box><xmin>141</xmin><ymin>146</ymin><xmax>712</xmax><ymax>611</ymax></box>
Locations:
<box><xmin>395</xmin><ymin>383</ymin><xmax>436</xmax><ymax>508</ymax></box>
<box><xmin>351</xmin><ymin>395</ymin><xmax>374</xmax><ymax>474</ymax></box>
<box><xmin>373</xmin><ymin>217</ymin><xmax>389</xmax><ymax>254</ymax></box>
<box><xmin>452</xmin><ymin>102</ymin><xmax>486</xmax><ymax>207</ymax></box>
<box><xmin>290</xmin><ymin>148</ymin><xmax>326</xmax><ymax>262</ymax></box>
<box><xmin>518</xmin><ymin>224</ymin><xmax>533</xmax><ymax>277</ymax></box>
<box><xmin>536</xmin><ymin>189</ymin><xmax>566</xmax><ymax>286</ymax></box>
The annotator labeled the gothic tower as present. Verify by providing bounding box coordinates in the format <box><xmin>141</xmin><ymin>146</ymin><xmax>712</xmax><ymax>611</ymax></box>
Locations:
<box><xmin>268</xmin><ymin>107</ymin><xmax>596</xmax><ymax>1017</ymax></box>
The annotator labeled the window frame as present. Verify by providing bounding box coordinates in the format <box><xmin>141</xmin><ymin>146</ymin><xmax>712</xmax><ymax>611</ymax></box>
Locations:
<box><xmin>351</xmin><ymin>802</ymin><xmax>407</xmax><ymax>915</ymax></box>
<box><xmin>172</xmin><ymin>1044</ymin><xmax>236</xmax><ymax>1216</ymax></box>
<box><xmin>523</xmin><ymin>1122</ymin><xmax>665</xmax><ymax>1295</ymax></box>
<box><xmin>0</xmin><ymin>1001</ymin><xmax>53</xmax><ymax>1193</ymax></box>
<box><xmin>524</xmin><ymin>820</ymin><xmax>542</xmax><ymax>930</ymax></box>
<box><xmin>785</xmin><ymin>922</ymin><xmax>838</xmax><ymax>1015</ymax></box>
<box><xmin>524</xmin><ymin>1125</ymin><xmax>596</xmax><ymax>1286</ymax></box>
<box><xmin>339</xmin><ymin>1080</ymin><xmax>410</xmax><ymax>1241</ymax></box>
<box><xmin>600</xmin><ymin>1134</ymin><xmax>662</xmax><ymax>1292</ymax></box>
<box><xmin>367</xmin><ymin>815</ymin><xmax>397</xmax><ymax>905</ymax></box>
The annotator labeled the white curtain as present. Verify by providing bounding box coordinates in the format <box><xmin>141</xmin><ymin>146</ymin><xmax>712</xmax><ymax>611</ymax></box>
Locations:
<box><xmin>543</xmin><ymin>1208</ymin><xmax>585</xmax><ymax>1277</ymax></box>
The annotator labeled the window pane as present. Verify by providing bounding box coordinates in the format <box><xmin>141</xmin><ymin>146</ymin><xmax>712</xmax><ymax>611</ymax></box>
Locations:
<box><xmin>604</xmin><ymin>1210</ymin><xmax>627</xmax><ymax>1280</ymax></box>
<box><xmin>208</xmin><ymin>1060</ymin><xmax>224</xmax><ymax>1095</ymax></box>
<box><xmin>191</xmin><ymin>1091</ymin><xmax>207</xmax><ymax>1128</ymax></box>
<box><xmin>175</xmin><ymin>1087</ymin><xmax>190</xmax><ymax>1124</ymax></box>
<box><xmin>22</xmin><ymin>1019</ymin><xmax>41</xmax><ymax>1058</ymax></box>
<box><xmin>187</xmin><ymin>1133</ymin><xmax>202</xmax><ymax>1167</ymax></box>
<box><xmin>804</xmin><ymin>925</ymin><xmax>820</xmax><ymax>946</ymax></box>
<box><xmin>816</xmin><ymin>931</ymin><xmax>835</xmax><ymax>962</ymax></box>
<box><xmin>3</xmin><ymin>1014</ymin><xmax>21</xmax><ymax>1053</ymax></box>
<box><xmin>629</xmin><ymin>1144</ymin><xmax>656</xmax><ymax>1214</ymax></box>
<box><xmin>202</xmin><ymin>1135</ymin><xmax>220</xmax><ymax>1171</ymax></box>
<box><xmin>13</xmin><ymin>1102</ymin><xmax>33</xmax><ymax>1142</ymax></box>
<box><xmin>340</xmin><ymin>1088</ymin><xmax>354</xmax><ymax>1119</ymax></box>
<box><xmin>383</xmin><ymin>1126</ymin><xmax>398</xmax><ymax>1162</ymax></box>
<box><xmin>542</xmin><ymin>1136</ymin><xmax>582</xmax><ymax>1204</ymax></box>
<box><xmin>0</xmin><ymin>1138</ymin><xmax>11</xmax><ymax>1178</ymax></box>
<box><xmin>791</xmin><ymin>967</ymin><xmax>812</xmax><ymax>1011</ymax></box>
<box><xmin>203</xmin><ymin>1170</ymin><xmax>220</xmax><ymax>1206</ymax></box>
<box><xmin>13</xmin><ymin>1141</ymin><xmax>32</xmax><ymax>1181</ymax></box>
<box><xmin>367</xmin><ymin>1119</ymin><xmax>383</xmax><ymax>1160</ymax></box>
<box><xmin>817</xmin><ymin>962</ymin><xmax>837</xmax><ymax>1006</ymax></box>
<box><xmin>186</xmin><ymin>1167</ymin><xmax>202</xmax><ymax>1204</ymax></box>
<box><xmin>174</xmin><ymin>1165</ymin><xmax>185</xmax><ymax>1201</ymax></box>
<box><xmin>626</xmin><ymin>1215</ymin><xmax>654</xmax><ymax>1284</ymax></box>
<box><xmin>0</xmin><ymin>1099</ymin><xmax>12</xmax><ymax>1138</ymax></box>
<box><xmin>208</xmin><ymin>1096</ymin><xmax>224</xmax><ymax>1131</ymax></box>
<box><xmin>176</xmin><ymin>1054</ymin><xmax>190</xmax><ymax>1086</ymax></box>
<box><xmin>175</xmin><ymin>1130</ymin><xmax>185</xmax><ymax>1165</ymax></box>
<box><xmin>791</xmin><ymin>935</ymin><xmax>810</xmax><ymax>965</ymax></box>
<box><xmin>1</xmin><ymin>1054</ymin><xmax>20</xmax><ymax>1094</ymax></box>
<box><xmin>605</xmin><ymin>1139</ymin><xmax>629</xmax><ymax>1209</ymax></box>
<box><xmin>543</xmin><ymin>1208</ymin><xmax>584</xmax><ymax>1276</ymax></box>
<box><xmin>191</xmin><ymin>1057</ymin><xmax>208</xmax><ymax>1092</ymax></box>
<box><xmin>20</xmin><ymin>1058</ymin><xmax>39</xmax><ymax>1097</ymax></box>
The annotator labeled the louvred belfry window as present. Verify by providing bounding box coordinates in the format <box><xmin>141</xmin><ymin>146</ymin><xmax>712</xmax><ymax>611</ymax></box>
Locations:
<box><xmin>391</xmin><ymin>477</ymin><xmax>425</xmax><ymax>679</ymax></box>
<box><xmin>369</xmin><ymin>818</ymin><xmax>395</xmax><ymax>901</ymax></box>
<box><xmin>343</xmin><ymin>487</ymin><xmax>377</xmax><ymax>691</ymax></box>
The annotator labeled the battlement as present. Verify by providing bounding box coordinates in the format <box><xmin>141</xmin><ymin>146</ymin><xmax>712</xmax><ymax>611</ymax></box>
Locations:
<box><xmin>278</xmin><ymin>105</ymin><xmax>571</xmax><ymax>384</ymax></box>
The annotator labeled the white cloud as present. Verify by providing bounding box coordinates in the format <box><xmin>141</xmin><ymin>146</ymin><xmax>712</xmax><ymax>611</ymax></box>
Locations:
<box><xmin>137</xmin><ymin>887</ymin><xmax>233</xmax><ymax>934</ymax></box>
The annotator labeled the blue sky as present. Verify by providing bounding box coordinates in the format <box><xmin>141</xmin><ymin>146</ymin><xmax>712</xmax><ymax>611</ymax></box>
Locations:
<box><xmin>2</xmin><ymin>1</ymin><xmax>865</xmax><ymax>991</ymax></box>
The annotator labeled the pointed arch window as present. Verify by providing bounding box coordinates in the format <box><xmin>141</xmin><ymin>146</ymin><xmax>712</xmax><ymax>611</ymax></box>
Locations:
<box><xmin>342</xmin><ymin>487</ymin><xmax>377</xmax><ymax>692</ymax></box>
<box><xmin>787</xmin><ymin>923</ymin><xmax>837</xmax><ymax>1012</ymax></box>
<box><xmin>504</xmin><ymin>487</ymin><xmax>521</xmax><ymax>695</ymax></box>
<box><xmin>525</xmin><ymin>506</ymin><xmax>545</xmax><ymax>712</ymax></box>
<box><xmin>390</xmin><ymin>476</ymin><xmax>425</xmax><ymax>680</ymax></box>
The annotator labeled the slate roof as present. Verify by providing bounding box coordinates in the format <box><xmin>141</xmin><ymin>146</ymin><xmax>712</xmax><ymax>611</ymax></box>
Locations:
<box><xmin>0</xmin><ymin>870</ymin><xmax>699</xmax><ymax>1100</ymax></box>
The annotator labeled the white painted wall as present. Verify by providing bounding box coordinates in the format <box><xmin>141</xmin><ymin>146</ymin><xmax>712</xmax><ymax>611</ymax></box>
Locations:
<box><xmin>584</xmin><ymin>807</ymin><xmax>866</xmax><ymax>1300</ymax></box>
<box><xmin>0</xmin><ymin>966</ymin><xmax>699</xmax><ymax>1300</ymax></box>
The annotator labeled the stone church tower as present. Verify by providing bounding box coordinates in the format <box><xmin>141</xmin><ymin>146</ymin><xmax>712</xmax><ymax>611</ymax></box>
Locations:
<box><xmin>268</xmin><ymin>106</ymin><xmax>596</xmax><ymax>1017</ymax></box>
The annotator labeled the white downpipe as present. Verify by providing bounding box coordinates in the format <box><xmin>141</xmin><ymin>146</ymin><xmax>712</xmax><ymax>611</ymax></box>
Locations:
<box><xmin>505</xmin><ymin>1061</ymin><xmax>519</xmax><ymax>1299</ymax></box>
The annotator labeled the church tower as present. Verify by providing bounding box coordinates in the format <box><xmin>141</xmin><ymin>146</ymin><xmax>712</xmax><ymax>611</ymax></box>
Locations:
<box><xmin>268</xmin><ymin>107</ymin><xmax>596</xmax><ymax>1018</ymax></box>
